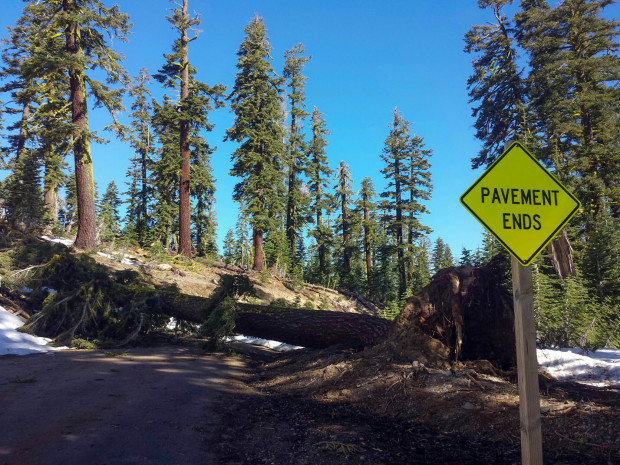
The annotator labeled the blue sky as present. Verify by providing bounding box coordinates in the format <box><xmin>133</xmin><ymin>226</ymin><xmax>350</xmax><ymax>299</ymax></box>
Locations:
<box><xmin>5</xmin><ymin>0</ymin><xmax>616</xmax><ymax>257</ymax></box>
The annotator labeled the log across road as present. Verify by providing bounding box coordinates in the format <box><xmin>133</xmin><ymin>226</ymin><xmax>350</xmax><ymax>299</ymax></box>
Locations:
<box><xmin>0</xmin><ymin>346</ymin><xmax>244</xmax><ymax>465</ymax></box>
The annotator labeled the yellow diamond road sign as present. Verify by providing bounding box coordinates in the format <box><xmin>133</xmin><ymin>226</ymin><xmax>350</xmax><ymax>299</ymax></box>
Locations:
<box><xmin>460</xmin><ymin>142</ymin><xmax>581</xmax><ymax>266</ymax></box>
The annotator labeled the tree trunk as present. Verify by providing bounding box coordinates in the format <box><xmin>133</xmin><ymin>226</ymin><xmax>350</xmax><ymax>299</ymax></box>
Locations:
<box><xmin>341</xmin><ymin>193</ymin><xmax>350</xmax><ymax>272</ymax></box>
<box><xmin>235</xmin><ymin>304</ymin><xmax>389</xmax><ymax>349</ymax></box>
<box><xmin>158</xmin><ymin>291</ymin><xmax>389</xmax><ymax>349</ymax></box>
<box><xmin>65</xmin><ymin>0</ymin><xmax>97</xmax><ymax>251</ymax></box>
<box><xmin>158</xmin><ymin>257</ymin><xmax>515</xmax><ymax>367</ymax></box>
<box><xmin>545</xmin><ymin>227</ymin><xmax>575</xmax><ymax>280</ymax></box>
<box><xmin>178</xmin><ymin>0</ymin><xmax>192</xmax><ymax>258</ymax></box>
<box><xmin>253</xmin><ymin>227</ymin><xmax>264</xmax><ymax>271</ymax></box>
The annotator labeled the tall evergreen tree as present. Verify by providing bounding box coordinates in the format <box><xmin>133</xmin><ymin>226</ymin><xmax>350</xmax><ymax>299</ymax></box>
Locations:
<box><xmin>154</xmin><ymin>0</ymin><xmax>225</xmax><ymax>257</ymax></box>
<box><xmin>98</xmin><ymin>180</ymin><xmax>121</xmax><ymax>242</ymax></box>
<box><xmin>380</xmin><ymin>109</ymin><xmax>433</xmax><ymax>296</ymax></box>
<box><xmin>0</xmin><ymin>1</ymin><xmax>71</xmax><ymax>230</ymax></box>
<box><xmin>226</xmin><ymin>16</ymin><xmax>285</xmax><ymax>271</ymax></box>
<box><xmin>380</xmin><ymin>109</ymin><xmax>410</xmax><ymax>295</ymax></box>
<box><xmin>358</xmin><ymin>177</ymin><xmax>377</xmax><ymax>296</ymax></box>
<box><xmin>464</xmin><ymin>0</ymin><xmax>528</xmax><ymax>168</ymax></box>
<box><xmin>411</xmin><ymin>237</ymin><xmax>432</xmax><ymax>294</ymax></box>
<box><xmin>334</xmin><ymin>161</ymin><xmax>354</xmax><ymax>276</ymax></box>
<box><xmin>151</xmin><ymin>95</ymin><xmax>180</xmax><ymax>249</ymax></box>
<box><xmin>58</xmin><ymin>0</ymin><xmax>130</xmax><ymax>250</ymax></box>
<box><xmin>283</xmin><ymin>44</ymin><xmax>311</xmax><ymax>265</ymax></box>
<box><xmin>307</xmin><ymin>106</ymin><xmax>332</xmax><ymax>282</ymax></box>
<box><xmin>432</xmin><ymin>237</ymin><xmax>454</xmax><ymax>273</ymax></box>
<box><xmin>126</xmin><ymin>68</ymin><xmax>154</xmax><ymax>246</ymax></box>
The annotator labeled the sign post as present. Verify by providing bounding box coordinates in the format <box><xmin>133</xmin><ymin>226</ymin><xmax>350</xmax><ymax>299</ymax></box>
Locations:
<box><xmin>460</xmin><ymin>142</ymin><xmax>580</xmax><ymax>465</ymax></box>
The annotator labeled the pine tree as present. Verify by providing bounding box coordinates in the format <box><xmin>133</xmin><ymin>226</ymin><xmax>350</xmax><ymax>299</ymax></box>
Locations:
<box><xmin>307</xmin><ymin>106</ymin><xmax>332</xmax><ymax>283</ymax></box>
<box><xmin>432</xmin><ymin>238</ymin><xmax>446</xmax><ymax>273</ymax></box>
<box><xmin>283</xmin><ymin>44</ymin><xmax>311</xmax><ymax>265</ymax></box>
<box><xmin>411</xmin><ymin>237</ymin><xmax>432</xmax><ymax>294</ymax></box>
<box><xmin>405</xmin><ymin>131</ymin><xmax>433</xmax><ymax>277</ymax></box>
<box><xmin>2</xmin><ymin>151</ymin><xmax>47</xmax><ymax>232</ymax></box>
<box><xmin>226</xmin><ymin>16</ymin><xmax>285</xmax><ymax>272</ymax></box>
<box><xmin>191</xmin><ymin>138</ymin><xmax>218</xmax><ymax>258</ymax></box>
<box><xmin>334</xmin><ymin>160</ymin><xmax>354</xmax><ymax>277</ymax></box>
<box><xmin>380</xmin><ymin>109</ymin><xmax>433</xmax><ymax>296</ymax></box>
<box><xmin>98</xmin><ymin>180</ymin><xmax>121</xmax><ymax>243</ymax></box>
<box><xmin>153</xmin><ymin>0</ymin><xmax>226</xmax><ymax>258</ymax></box>
<box><xmin>222</xmin><ymin>228</ymin><xmax>237</xmax><ymax>265</ymax></box>
<box><xmin>464</xmin><ymin>0</ymin><xmax>528</xmax><ymax>168</ymax></box>
<box><xmin>459</xmin><ymin>247</ymin><xmax>475</xmax><ymax>266</ymax></box>
<box><xmin>58</xmin><ymin>0</ymin><xmax>130</xmax><ymax>250</ymax></box>
<box><xmin>358</xmin><ymin>177</ymin><xmax>377</xmax><ymax>296</ymax></box>
<box><xmin>151</xmin><ymin>96</ymin><xmax>181</xmax><ymax>249</ymax></box>
<box><xmin>380</xmin><ymin>109</ymin><xmax>410</xmax><ymax>295</ymax></box>
<box><xmin>126</xmin><ymin>69</ymin><xmax>154</xmax><ymax>246</ymax></box>
<box><xmin>0</xmin><ymin>1</ymin><xmax>71</xmax><ymax>230</ymax></box>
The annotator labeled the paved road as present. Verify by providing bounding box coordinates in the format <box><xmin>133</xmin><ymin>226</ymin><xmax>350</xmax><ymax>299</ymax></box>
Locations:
<box><xmin>0</xmin><ymin>345</ymin><xmax>244</xmax><ymax>465</ymax></box>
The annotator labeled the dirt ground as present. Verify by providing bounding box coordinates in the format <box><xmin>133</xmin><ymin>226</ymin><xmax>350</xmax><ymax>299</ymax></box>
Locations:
<box><xmin>0</xmin><ymin>341</ymin><xmax>618</xmax><ymax>465</ymax></box>
<box><xmin>0</xmin><ymin>344</ymin><xmax>245</xmax><ymax>465</ymax></box>
<box><xmin>217</xmin><ymin>343</ymin><xmax>620</xmax><ymax>465</ymax></box>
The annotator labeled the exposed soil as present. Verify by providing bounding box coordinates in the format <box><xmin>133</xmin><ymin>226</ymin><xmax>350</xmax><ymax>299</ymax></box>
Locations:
<box><xmin>213</xmin><ymin>343</ymin><xmax>620</xmax><ymax>465</ymax></box>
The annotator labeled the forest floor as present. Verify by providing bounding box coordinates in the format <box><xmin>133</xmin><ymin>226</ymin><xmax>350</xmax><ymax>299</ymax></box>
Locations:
<box><xmin>215</xmin><ymin>341</ymin><xmax>620</xmax><ymax>465</ymax></box>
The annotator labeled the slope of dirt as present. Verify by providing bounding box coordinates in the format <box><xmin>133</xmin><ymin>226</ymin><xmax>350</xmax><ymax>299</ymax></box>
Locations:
<box><xmin>90</xmin><ymin>247</ymin><xmax>380</xmax><ymax>316</ymax></box>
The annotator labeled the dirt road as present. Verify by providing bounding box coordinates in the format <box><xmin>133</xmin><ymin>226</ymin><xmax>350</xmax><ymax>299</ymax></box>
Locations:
<box><xmin>0</xmin><ymin>345</ymin><xmax>244</xmax><ymax>465</ymax></box>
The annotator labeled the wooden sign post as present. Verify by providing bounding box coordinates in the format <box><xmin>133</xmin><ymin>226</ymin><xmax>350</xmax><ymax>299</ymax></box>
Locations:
<box><xmin>460</xmin><ymin>142</ymin><xmax>582</xmax><ymax>465</ymax></box>
<box><xmin>511</xmin><ymin>256</ymin><xmax>543</xmax><ymax>465</ymax></box>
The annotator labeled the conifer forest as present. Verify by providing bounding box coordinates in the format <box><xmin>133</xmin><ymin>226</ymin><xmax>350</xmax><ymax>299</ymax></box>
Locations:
<box><xmin>0</xmin><ymin>0</ymin><xmax>619</xmax><ymax>350</ymax></box>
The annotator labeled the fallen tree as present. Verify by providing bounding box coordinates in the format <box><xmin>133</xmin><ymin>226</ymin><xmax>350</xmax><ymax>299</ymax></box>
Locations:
<box><xmin>162</xmin><ymin>255</ymin><xmax>517</xmax><ymax>367</ymax></box>
<box><xmin>12</xmin><ymin>238</ymin><xmax>516</xmax><ymax>367</ymax></box>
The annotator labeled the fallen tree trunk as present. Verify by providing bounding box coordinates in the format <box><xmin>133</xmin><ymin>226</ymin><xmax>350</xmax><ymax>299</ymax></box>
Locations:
<box><xmin>234</xmin><ymin>303</ymin><xmax>390</xmax><ymax>349</ymax></box>
<box><xmin>158</xmin><ymin>294</ymin><xmax>390</xmax><ymax>349</ymax></box>
<box><xmin>160</xmin><ymin>256</ymin><xmax>516</xmax><ymax>366</ymax></box>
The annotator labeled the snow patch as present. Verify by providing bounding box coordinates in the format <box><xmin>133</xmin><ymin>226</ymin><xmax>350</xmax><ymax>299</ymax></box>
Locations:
<box><xmin>228</xmin><ymin>335</ymin><xmax>303</xmax><ymax>352</ymax></box>
<box><xmin>537</xmin><ymin>347</ymin><xmax>620</xmax><ymax>388</ymax></box>
<box><xmin>39</xmin><ymin>236</ymin><xmax>74</xmax><ymax>247</ymax></box>
<box><xmin>0</xmin><ymin>306</ymin><xmax>69</xmax><ymax>356</ymax></box>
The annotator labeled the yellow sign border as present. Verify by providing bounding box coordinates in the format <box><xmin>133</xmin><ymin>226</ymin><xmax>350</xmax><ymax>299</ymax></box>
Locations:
<box><xmin>460</xmin><ymin>142</ymin><xmax>581</xmax><ymax>266</ymax></box>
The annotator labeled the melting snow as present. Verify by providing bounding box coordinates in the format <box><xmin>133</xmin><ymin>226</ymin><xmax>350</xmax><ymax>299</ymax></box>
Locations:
<box><xmin>228</xmin><ymin>335</ymin><xmax>303</xmax><ymax>352</ymax></box>
<box><xmin>39</xmin><ymin>236</ymin><xmax>74</xmax><ymax>247</ymax></box>
<box><xmin>0</xmin><ymin>306</ymin><xmax>68</xmax><ymax>356</ymax></box>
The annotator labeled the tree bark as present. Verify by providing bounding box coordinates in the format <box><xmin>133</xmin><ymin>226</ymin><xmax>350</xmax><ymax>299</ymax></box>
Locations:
<box><xmin>546</xmin><ymin>227</ymin><xmax>575</xmax><ymax>280</ymax></box>
<box><xmin>159</xmin><ymin>291</ymin><xmax>389</xmax><ymax>349</ymax></box>
<box><xmin>65</xmin><ymin>0</ymin><xmax>97</xmax><ymax>251</ymax></box>
<box><xmin>253</xmin><ymin>227</ymin><xmax>264</xmax><ymax>271</ymax></box>
<box><xmin>178</xmin><ymin>0</ymin><xmax>192</xmax><ymax>258</ymax></box>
